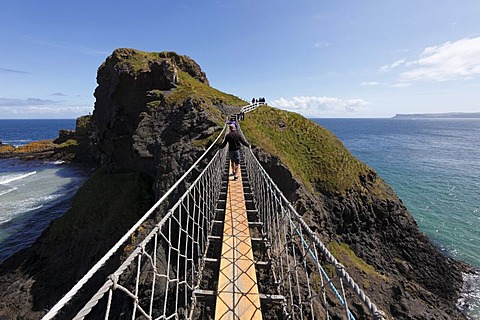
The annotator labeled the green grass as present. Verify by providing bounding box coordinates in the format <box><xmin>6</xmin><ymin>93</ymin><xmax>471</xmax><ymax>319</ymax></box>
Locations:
<box><xmin>328</xmin><ymin>242</ymin><xmax>389</xmax><ymax>282</ymax></box>
<box><xmin>114</xmin><ymin>49</ymin><xmax>163</xmax><ymax>75</ymax></box>
<box><xmin>56</xmin><ymin>139</ymin><xmax>78</xmax><ymax>148</ymax></box>
<box><xmin>47</xmin><ymin>167</ymin><xmax>152</xmax><ymax>239</ymax></box>
<box><xmin>111</xmin><ymin>48</ymin><xmax>246</xmax><ymax>127</ymax></box>
<box><xmin>241</xmin><ymin>106</ymin><xmax>372</xmax><ymax>194</ymax></box>
<box><xmin>110</xmin><ymin>48</ymin><xmax>245</xmax><ymax>107</ymax></box>
<box><xmin>163</xmin><ymin>70</ymin><xmax>246</xmax><ymax>127</ymax></box>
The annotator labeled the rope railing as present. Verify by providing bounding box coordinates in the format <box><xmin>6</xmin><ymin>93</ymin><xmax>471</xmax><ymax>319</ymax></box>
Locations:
<box><xmin>242</xmin><ymin>145</ymin><xmax>387</xmax><ymax>320</ymax></box>
<box><xmin>70</xmin><ymin>145</ymin><xmax>228</xmax><ymax>319</ymax></box>
<box><xmin>42</xmin><ymin>126</ymin><xmax>227</xmax><ymax>320</ymax></box>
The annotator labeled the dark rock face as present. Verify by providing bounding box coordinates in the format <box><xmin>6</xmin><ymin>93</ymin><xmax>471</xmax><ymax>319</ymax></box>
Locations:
<box><xmin>53</xmin><ymin>129</ymin><xmax>75</xmax><ymax>144</ymax></box>
<box><xmin>157</xmin><ymin>51</ymin><xmax>209</xmax><ymax>85</ymax></box>
<box><xmin>93</xmin><ymin>48</ymin><xmax>218</xmax><ymax>188</ymax></box>
<box><xmin>256</xmin><ymin>149</ymin><xmax>470</xmax><ymax>319</ymax></box>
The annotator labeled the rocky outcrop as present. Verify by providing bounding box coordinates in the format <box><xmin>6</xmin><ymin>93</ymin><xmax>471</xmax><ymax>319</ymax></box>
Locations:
<box><xmin>0</xmin><ymin>115</ymin><xmax>97</xmax><ymax>162</ymax></box>
<box><xmin>92</xmin><ymin>48</ymin><xmax>232</xmax><ymax>197</ymax></box>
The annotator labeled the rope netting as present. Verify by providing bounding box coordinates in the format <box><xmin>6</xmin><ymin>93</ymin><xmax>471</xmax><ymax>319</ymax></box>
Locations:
<box><xmin>70</xmin><ymin>146</ymin><xmax>228</xmax><ymax>319</ymax></box>
<box><xmin>243</xmin><ymin>145</ymin><xmax>387</xmax><ymax>320</ymax></box>
<box><xmin>42</xmin><ymin>126</ymin><xmax>227</xmax><ymax>320</ymax></box>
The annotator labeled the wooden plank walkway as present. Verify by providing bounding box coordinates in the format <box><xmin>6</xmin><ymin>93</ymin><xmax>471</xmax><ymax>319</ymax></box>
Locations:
<box><xmin>214</xmin><ymin>166</ymin><xmax>263</xmax><ymax>320</ymax></box>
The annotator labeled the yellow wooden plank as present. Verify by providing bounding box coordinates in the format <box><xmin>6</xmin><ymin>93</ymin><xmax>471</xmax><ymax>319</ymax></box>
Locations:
<box><xmin>235</xmin><ymin>293</ymin><xmax>263</xmax><ymax>319</ymax></box>
<box><xmin>215</xmin><ymin>164</ymin><xmax>263</xmax><ymax>320</ymax></box>
<box><xmin>234</xmin><ymin>236</ymin><xmax>255</xmax><ymax>261</ymax></box>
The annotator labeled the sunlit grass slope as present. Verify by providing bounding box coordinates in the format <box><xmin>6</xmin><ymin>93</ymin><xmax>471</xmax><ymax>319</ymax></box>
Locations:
<box><xmin>166</xmin><ymin>70</ymin><xmax>245</xmax><ymax>107</ymax></box>
<box><xmin>112</xmin><ymin>48</ymin><xmax>246</xmax><ymax>127</ymax></box>
<box><xmin>241</xmin><ymin>106</ymin><xmax>371</xmax><ymax>194</ymax></box>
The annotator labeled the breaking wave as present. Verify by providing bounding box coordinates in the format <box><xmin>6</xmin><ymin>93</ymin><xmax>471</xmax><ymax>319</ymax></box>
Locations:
<box><xmin>0</xmin><ymin>171</ymin><xmax>37</xmax><ymax>184</ymax></box>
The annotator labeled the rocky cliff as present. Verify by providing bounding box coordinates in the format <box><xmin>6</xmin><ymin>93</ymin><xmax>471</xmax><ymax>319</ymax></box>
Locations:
<box><xmin>0</xmin><ymin>49</ymin><xmax>471</xmax><ymax>319</ymax></box>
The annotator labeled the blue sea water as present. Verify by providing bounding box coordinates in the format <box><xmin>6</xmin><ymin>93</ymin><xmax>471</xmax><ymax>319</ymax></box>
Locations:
<box><xmin>0</xmin><ymin>119</ymin><xmax>76</xmax><ymax>146</ymax></box>
<box><xmin>0</xmin><ymin>119</ymin><xmax>89</xmax><ymax>263</ymax></box>
<box><xmin>313</xmin><ymin>118</ymin><xmax>480</xmax><ymax>317</ymax></box>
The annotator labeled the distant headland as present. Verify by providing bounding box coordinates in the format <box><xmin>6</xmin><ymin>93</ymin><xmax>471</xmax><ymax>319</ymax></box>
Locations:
<box><xmin>393</xmin><ymin>112</ymin><xmax>480</xmax><ymax>119</ymax></box>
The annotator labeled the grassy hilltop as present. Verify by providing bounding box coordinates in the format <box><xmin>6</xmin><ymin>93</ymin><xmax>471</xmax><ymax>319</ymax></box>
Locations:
<box><xmin>241</xmin><ymin>105</ymin><xmax>371</xmax><ymax>194</ymax></box>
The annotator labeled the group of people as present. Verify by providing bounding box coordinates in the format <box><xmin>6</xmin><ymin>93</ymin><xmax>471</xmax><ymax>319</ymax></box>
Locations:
<box><xmin>251</xmin><ymin>97</ymin><xmax>266</xmax><ymax>104</ymax></box>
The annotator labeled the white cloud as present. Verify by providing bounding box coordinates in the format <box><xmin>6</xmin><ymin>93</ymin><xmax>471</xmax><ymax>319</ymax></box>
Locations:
<box><xmin>391</xmin><ymin>83</ymin><xmax>411</xmax><ymax>88</ymax></box>
<box><xmin>379</xmin><ymin>59</ymin><xmax>406</xmax><ymax>72</ymax></box>
<box><xmin>360</xmin><ymin>81</ymin><xmax>384</xmax><ymax>86</ymax></box>
<box><xmin>19</xmin><ymin>35</ymin><xmax>109</xmax><ymax>56</ymax></box>
<box><xmin>314</xmin><ymin>41</ymin><xmax>330</xmax><ymax>49</ymax></box>
<box><xmin>0</xmin><ymin>67</ymin><xmax>30</xmax><ymax>74</ymax></box>
<box><xmin>0</xmin><ymin>97</ymin><xmax>92</xmax><ymax>118</ymax></box>
<box><xmin>0</xmin><ymin>105</ymin><xmax>92</xmax><ymax>118</ymax></box>
<box><xmin>400</xmin><ymin>37</ymin><xmax>480</xmax><ymax>81</ymax></box>
<box><xmin>0</xmin><ymin>97</ymin><xmax>58</xmax><ymax>106</ymax></box>
<box><xmin>271</xmin><ymin>96</ymin><xmax>368</xmax><ymax>117</ymax></box>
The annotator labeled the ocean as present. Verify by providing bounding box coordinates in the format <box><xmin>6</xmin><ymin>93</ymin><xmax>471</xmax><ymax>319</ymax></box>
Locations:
<box><xmin>0</xmin><ymin>118</ymin><xmax>478</xmax><ymax>317</ymax></box>
<box><xmin>313</xmin><ymin>118</ymin><xmax>479</xmax><ymax>318</ymax></box>
<box><xmin>0</xmin><ymin>119</ymin><xmax>89</xmax><ymax>263</ymax></box>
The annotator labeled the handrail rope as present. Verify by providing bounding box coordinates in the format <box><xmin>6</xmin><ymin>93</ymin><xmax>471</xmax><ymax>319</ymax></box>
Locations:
<box><xmin>258</xmin><ymin>176</ymin><xmax>355</xmax><ymax>319</ymax></box>
<box><xmin>284</xmin><ymin>205</ymin><xmax>355</xmax><ymax>320</ymax></box>
<box><xmin>242</xmin><ymin>145</ymin><xmax>387</xmax><ymax>320</ymax></box>
<box><xmin>73</xmin><ymin>145</ymin><xmax>227</xmax><ymax>319</ymax></box>
<box><xmin>190</xmin><ymin>149</ymin><xmax>226</xmax><ymax>297</ymax></box>
<box><xmin>42</xmin><ymin>125</ymin><xmax>227</xmax><ymax>320</ymax></box>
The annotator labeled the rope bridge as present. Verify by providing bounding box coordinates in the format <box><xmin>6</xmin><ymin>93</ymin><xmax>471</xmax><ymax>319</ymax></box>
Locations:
<box><xmin>42</xmin><ymin>103</ymin><xmax>386</xmax><ymax>320</ymax></box>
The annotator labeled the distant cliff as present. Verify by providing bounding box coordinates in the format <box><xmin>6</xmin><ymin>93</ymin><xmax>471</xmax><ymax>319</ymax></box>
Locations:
<box><xmin>393</xmin><ymin>112</ymin><xmax>480</xmax><ymax>119</ymax></box>
<box><xmin>0</xmin><ymin>49</ymin><xmax>471</xmax><ymax>319</ymax></box>
<box><xmin>0</xmin><ymin>115</ymin><xmax>96</xmax><ymax>162</ymax></box>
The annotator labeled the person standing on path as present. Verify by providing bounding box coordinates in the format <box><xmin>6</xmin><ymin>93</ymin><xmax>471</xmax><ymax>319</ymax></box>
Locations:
<box><xmin>219</xmin><ymin>123</ymin><xmax>250</xmax><ymax>180</ymax></box>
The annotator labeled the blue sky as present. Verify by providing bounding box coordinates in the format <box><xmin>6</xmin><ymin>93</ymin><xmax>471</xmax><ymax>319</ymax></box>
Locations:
<box><xmin>1</xmin><ymin>0</ymin><xmax>480</xmax><ymax>119</ymax></box>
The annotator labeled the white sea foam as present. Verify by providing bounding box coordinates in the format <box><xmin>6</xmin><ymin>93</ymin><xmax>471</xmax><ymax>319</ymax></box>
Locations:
<box><xmin>0</xmin><ymin>187</ymin><xmax>17</xmax><ymax>196</ymax></box>
<box><xmin>40</xmin><ymin>194</ymin><xmax>63</xmax><ymax>202</ymax></box>
<box><xmin>457</xmin><ymin>271</ymin><xmax>480</xmax><ymax>317</ymax></box>
<box><xmin>1</xmin><ymin>139</ymin><xmax>32</xmax><ymax>147</ymax></box>
<box><xmin>53</xmin><ymin>160</ymin><xmax>65</xmax><ymax>165</ymax></box>
<box><xmin>0</xmin><ymin>216</ymin><xmax>13</xmax><ymax>225</ymax></box>
<box><xmin>0</xmin><ymin>171</ymin><xmax>37</xmax><ymax>184</ymax></box>
<box><xmin>24</xmin><ymin>204</ymin><xmax>44</xmax><ymax>212</ymax></box>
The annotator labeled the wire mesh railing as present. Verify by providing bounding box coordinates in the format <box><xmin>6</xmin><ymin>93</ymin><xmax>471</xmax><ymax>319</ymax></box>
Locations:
<box><xmin>42</xmin><ymin>126</ymin><xmax>227</xmax><ymax>320</ymax></box>
<box><xmin>243</xmin><ymin>145</ymin><xmax>387</xmax><ymax>320</ymax></box>
<box><xmin>71</xmin><ymin>146</ymin><xmax>227</xmax><ymax>319</ymax></box>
